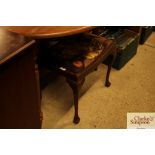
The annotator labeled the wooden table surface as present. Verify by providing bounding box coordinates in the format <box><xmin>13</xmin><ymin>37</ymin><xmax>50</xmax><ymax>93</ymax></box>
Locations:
<box><xmin>2</xmin><ymin>26</ymin><xmax>96</xmax><ymax>39</ymax></box>
<box><xmin>0</xmin><ymin>28</ymin><xmax>34</xmax><ymax>65</ymax></box>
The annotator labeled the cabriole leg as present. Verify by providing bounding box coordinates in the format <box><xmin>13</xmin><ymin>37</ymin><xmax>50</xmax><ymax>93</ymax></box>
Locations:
<box><xmin>66</xmin><ymin>78</ymin><xmax>85</xmax><ymax>124</ymax></box>
<box><xmin>105</xmin><ymin>49</ymin><xmax>117</xmax><ymax>87</ymax></box>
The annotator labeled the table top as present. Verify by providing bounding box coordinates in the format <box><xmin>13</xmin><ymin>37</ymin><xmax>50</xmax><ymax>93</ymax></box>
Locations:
<box><xmin>2</xmin><ymin>26</ymin><xmax>96</xmax><ymax>39</ymax></box>
<box><xmin>0</xmin><ymin>28</ymin><xmax>35</xmax><ymax>65</ymax></box>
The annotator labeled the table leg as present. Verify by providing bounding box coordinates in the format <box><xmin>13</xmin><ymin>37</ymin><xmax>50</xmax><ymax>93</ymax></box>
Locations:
<box><xmin>66</xmin><ymin>78</ymin><xmax>85</xmax><ymax>124</ymax></box>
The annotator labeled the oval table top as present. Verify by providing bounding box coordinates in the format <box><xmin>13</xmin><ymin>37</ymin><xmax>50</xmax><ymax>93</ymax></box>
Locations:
<box><xmin>2</xmin><ymin>26</ymin><xmax>96</xmax><ymax>39</ymax></box>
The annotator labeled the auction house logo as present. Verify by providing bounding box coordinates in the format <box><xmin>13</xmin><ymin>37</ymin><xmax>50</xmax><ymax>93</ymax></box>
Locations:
<box><xmin>127</xmin><ymin>113</ymin><xmax>155</xmax><ymax>129</ymax></box>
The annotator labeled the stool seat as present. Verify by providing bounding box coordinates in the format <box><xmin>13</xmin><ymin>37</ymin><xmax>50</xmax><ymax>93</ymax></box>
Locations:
<box><xmin>45</xmin><ymin>33</ymin><xmax>116</xmax><ymax>124</ymax></box>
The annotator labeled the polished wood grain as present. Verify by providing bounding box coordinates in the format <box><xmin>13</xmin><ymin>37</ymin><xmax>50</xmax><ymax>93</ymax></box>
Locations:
<box><xmin>0</xmin><ymin>28</ymin><xmax>34</xmax><ymax>65</ymax></box>
<box><xmin>0</xmin><ymin>28</ymin><xmax>41</xmax><ymax>128</ymax></box>
<box><xmin>2</xmin><ymin>26</ymin><xmax>96</xmax><ymax>39</ymax></box>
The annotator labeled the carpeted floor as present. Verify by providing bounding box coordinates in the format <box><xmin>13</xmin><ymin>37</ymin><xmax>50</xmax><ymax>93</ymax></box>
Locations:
<box><xmin>41</xmin><ymin>32</ymin><xmax>155</xmax><ymax>129</ymax></box>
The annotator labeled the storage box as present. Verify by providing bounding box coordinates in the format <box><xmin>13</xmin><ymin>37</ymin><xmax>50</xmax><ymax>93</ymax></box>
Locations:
<box><xmin>139</xmin><ymin>26</ymin><xmax>153</xmax><ymax>44</ymax></box>
<box><xmin>102</xmin><ymin>29</ymin><xmax>139</xmax><ymax>70</ymax></box>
